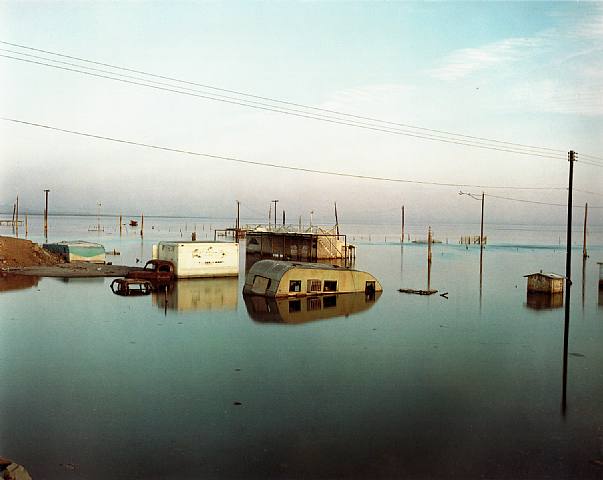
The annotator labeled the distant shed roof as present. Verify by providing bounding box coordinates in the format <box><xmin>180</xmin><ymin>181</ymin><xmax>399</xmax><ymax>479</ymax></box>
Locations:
<box><xmin>523</xmin><ymin>272</ymin><xmax>565</xmax><ymax>279</ymax></box>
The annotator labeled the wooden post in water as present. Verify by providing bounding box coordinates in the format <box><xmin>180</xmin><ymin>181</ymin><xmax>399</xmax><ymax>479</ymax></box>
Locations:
<box><xmin>119</xmin><ymin>215</ymin><xmax>122</xmax><ymax>236</ymax></box>
<box><xmin>480</xmin><ymin>192</ymin><xmax>485</xmax><ymax>290</ymax></box>
<box><xmin>25</xmin><ymin>213</ymin><xmax>28</xmax><ymax>237</ymax></box>
<box><xmin>427</xmin><ymin>226</ymin><xmax>432</xmax><ymax>291</ymax></box>
<box><xmin>141</xmin><ymin>214</ymin><xmax>144</xmax><ymax>237</ymax></box>
<box><xmin>44</xmin><ymin>189</ymin><xmax>50</xmax><ymax>239</ymax></box>
<box><xmin>282</xmin><ymin>210</ymin><xmax>286</xmax><ymax>226</ymax></box>
<box><xmin>334</xmin><ymin>202</ymin><xmax>339</xmax><ymax>237</ymax></box>
<box><xmin>583</xmin><ymin>202</ymin><xmax>588</xmax><ymax>259</ymax></box>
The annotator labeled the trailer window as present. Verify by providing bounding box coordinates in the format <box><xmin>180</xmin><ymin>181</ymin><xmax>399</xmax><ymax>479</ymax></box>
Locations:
<box><xmin>323</xmin><ymin>280</ymin><xmax>337</xmax><ymax>292</ymax></box>
<box><xmin>307</xmin><ymin>279</ymin><xmax>322</xmax><ymax>292</ymax></box>
<box><xmin>252</xmin><ymin>275</ymin><xmax>271</xmax><ymax>294</ymax></box>
<box><xmin>289</xmin><ymin>280</ymin><xmax>302</xmax><ymax>292</ymax></box>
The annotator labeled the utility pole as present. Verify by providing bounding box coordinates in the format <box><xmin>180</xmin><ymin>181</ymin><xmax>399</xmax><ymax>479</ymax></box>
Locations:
<box><xmin>15</xmin><ymin>195</ymin><xmax>19</xmax><ymax>237</ymax></box>
<box><xmin>583</xmin><ymin>202</ymin><xmax>588</xmax><ymax>259</ymax></box>
<box><xmin>401</xmin><ymin>206</ymin><xmax>405</xmax><ymax>244</ymax></box>
<box><xmin>236</xmin><ymin>200</ymin><xmax>240</xmax><ymax>231</ymax></box>
<box><xmin>97</xmin><ymin>202</ymin><xmax>102</xmax><ymax>232</ymax></box>
<box><xmin>562</xmin><ymin>150</ymin><xmax>575</xmax><ymax>412</ymax></box>
<box><xmin>268</xmin><ymin>203</ymin><xmax>272</xmax><ymax>230</ymax></box>
<box><xmin>334</xmin><ymin>202</ymin><xmax>339</xmax><ymax>237</ymax></box>
<box><xmin>310</xmin><ymin>210</ymin><xmax>314</xmax><ymax>229</ymax></box>
<box><xmin>44</xmin><ymin>189</ymin><xmax>50</xmax><ymax>239</ymax></box>
<box><xmin>282</xmin><ymin>210</ymin><xmax>285</xmax><ymax>226</ymax></box>
<box><xmin>272</xmin><ymin>200</ymin><xmax>279</xmax><ymax>229</ymax></box>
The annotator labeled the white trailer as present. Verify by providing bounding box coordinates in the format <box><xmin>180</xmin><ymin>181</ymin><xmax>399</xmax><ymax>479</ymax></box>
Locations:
<box><xmin>152</xmin><ymin>241</ymin><xmax>239</xmax><ymax>278</ymax></box>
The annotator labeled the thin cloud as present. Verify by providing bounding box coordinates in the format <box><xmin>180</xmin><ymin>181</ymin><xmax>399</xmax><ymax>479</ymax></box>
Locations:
<box><xmin>430</xmin><ymin>37</ymin><xmax>542</xmax><ymax>81</ymax></box>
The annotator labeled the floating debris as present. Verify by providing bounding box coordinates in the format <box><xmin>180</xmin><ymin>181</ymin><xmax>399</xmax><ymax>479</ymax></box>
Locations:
<box><xmin>398</xmin><ymin>288</ymin><xmax>438</xmax><ymax>295</ymax></box>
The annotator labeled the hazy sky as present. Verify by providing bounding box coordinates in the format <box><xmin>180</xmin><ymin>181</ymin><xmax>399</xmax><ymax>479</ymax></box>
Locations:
<box><xmin>1</xmin><ymin>1</ymin><xmax>602</xmax><ymax>226</ymax></box>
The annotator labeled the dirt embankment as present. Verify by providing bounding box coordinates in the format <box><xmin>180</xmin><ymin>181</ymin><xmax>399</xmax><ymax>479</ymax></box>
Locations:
<box><xmin>0</xmin><ymin>235</ymin><xmax>64</xmax><ymax>269</ymax></box>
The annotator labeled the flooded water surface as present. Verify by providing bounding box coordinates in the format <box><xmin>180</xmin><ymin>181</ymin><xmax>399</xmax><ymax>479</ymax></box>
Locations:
<box><xmin>0</xmin><ymin>216</ymin><xmax>602</xmax><ymax>479</ymax></box>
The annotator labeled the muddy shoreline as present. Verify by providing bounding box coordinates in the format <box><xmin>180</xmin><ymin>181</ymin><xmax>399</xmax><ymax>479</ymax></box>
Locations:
<box><xmin>5</xmin><ymin>263</ymin><xmax>142</xmax><ymax>277</ymax></box>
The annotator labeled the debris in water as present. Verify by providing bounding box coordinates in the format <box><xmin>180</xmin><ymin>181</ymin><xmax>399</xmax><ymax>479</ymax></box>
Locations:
<box><xmin>233</xmin><ymin>401</ymin><xmax>242</xmax><ymax>406</ymax></box>
<box><xmin>440</xmin><ymin>292</ymin><xmax>449</xmax><ymax>299</ymax></box>
<box><xmin>569</xmin><ymin>352</ymin><xmax>585</xmax><ymax>358</ymax></box>
<box><xmin>398</xmin><ymin>288</ymin><xmax>438</xmax><ymax>295</ymax></box>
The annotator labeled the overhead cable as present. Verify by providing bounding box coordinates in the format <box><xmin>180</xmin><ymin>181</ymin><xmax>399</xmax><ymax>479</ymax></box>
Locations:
<box><xmin>0</xmin><ymin>41</ymin><xmax>569</xmax><ymax>158</ymax></box>
<box><xmin>0</xmin><ymin>117</ymin><xmax>571</xmax><ymax>191</ymax></box>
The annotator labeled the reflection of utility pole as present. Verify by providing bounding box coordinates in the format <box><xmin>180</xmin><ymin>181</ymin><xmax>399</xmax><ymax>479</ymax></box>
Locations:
<box><xmin>583</xmin><ymin>202</ymin><xmax>588</xmax><ymax>259</ymax></box>
<box><xmin>562</xmin><ymin>150</ymin><xmax>576</xmax><ymax>414</ymax></box>
<box><xmin>272</xmin><ymin>200</ymin><xmax>279</xmax><ymax>229</ymax></box>
<box><xmin>44</xmin><ymin>189</ymin><xmax>50</xmax><ymax>239</ymax></box>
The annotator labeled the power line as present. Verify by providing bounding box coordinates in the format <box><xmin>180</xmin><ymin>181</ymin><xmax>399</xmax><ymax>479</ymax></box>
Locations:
<box><xmin>1</xmin><ymin>53</ymin><xmax>570</xmax><ymax>161</ymax></box>
<box><xmin>460</xmin><ymin>192</ymin><xmax>602</xmax><ymax>209</ymax></box>
<box><xmin>0</xmin><ymin>41</ymin><xmax>569</xmax><ymax>159</ymax></box>
<box><xmin>0</xmin><ymin>40</ymin><xmax>567</xmax><ymax>154</ymax></box>
<box><xmin>579</xmin><ymin>152</ymin><xmax>603</xmax><ymax>162</ymax></box>
<box><xmin>0</xmin><ymin>117</ymin><xmax>571</xmax><ymax>191</ymax></box>
<box><xmin>579</xmin><ymin>159</ymin><xmax>603</xmax><ymax>169</ymax></box>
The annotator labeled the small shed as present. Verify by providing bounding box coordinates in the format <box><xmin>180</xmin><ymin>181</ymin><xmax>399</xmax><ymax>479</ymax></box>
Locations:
<box><xmin>152</xmin><ymin>241</ymin><xmax>239</xmax><ymax>278</ymax></box>
<box><xmin>243</xmin><ymin>259</ymin><xmax>382</xmax><ymax>298</ymax></box>
<box><xmin>524</xmin><ymin>271</ymin><xmax>564</xmax><ymax>294</ymax></box>
<box><xmin>43</xmin><ymin>241</ymin><xmax>105</xmax><ymax>263</ymax></box>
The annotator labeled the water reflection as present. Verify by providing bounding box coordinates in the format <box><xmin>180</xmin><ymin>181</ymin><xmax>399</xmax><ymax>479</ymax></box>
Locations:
<box><xmin>598</xmin><ymin>287</ymin><xmax>602</xmax><ymax>308</ymax></box>
<box><xmin>0</xmin><ymin>273</ymin><xmax>39</xmax><ymax>292</ymax></box>
<box><xmin>152</xmin><ymin>278</ymin><xmax>238</xmax><ymax>312</ymax></box>
<box><xmin>525</xmin><ymin>292</ymin><xmax>563</xmax><ymax>310</ymax></box>
<box><xmin>244</xmin><ymin>291</ymin><xmax>381</xmax><ymax>324</ymax></box>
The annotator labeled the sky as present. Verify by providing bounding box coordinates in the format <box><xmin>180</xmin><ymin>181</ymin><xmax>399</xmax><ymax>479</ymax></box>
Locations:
<box><xmin>1</xmin><ymin>1</ymin><xmax>602</xmax><ymax>226</ymax></box>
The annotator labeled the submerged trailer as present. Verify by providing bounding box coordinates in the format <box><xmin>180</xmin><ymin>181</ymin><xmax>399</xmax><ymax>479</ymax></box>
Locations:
<box><xmin>43</xmin><ymin>241</ymin><xmax>106</xmax><ymax>264</ymax></box>
<box><xmin>243</xmin><ymin>259</ymin><xmax>382</xmax><ymax>298</ymax></box>
<box><xmin>152</xmin><ymin>241</ymin><xmax>239</xmax><ymax>278</ymax></box>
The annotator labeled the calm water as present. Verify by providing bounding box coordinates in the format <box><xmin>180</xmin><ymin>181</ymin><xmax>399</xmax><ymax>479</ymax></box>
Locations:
<box><xmin>1</xmin><ymin>215</ymin><xmax>602</xmax><ymax>479</ymax></box>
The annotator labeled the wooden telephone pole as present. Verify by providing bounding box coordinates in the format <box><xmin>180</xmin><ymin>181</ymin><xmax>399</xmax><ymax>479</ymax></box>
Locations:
<box><xmin>44</xmin><ymin>189</ymin><xmax>50</xmax><ymax>238</ymax></box>
<box><xmin>562</xmin><ymin>150</ymin><xmax>575</xmax><ymax>412</ymax></box>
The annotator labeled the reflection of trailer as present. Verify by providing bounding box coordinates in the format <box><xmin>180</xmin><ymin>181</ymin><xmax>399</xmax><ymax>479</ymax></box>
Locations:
<box><xmin>153</xmin><ymin>241</ymin><xmax>239</xmax><ymax>278</ymax></box>
<box><xmin>245</xmin><ymin>291</ymin><xmax>381</xmax><ymax>324</ymax></box>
